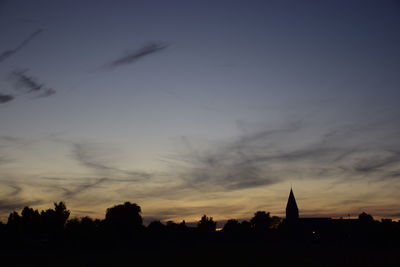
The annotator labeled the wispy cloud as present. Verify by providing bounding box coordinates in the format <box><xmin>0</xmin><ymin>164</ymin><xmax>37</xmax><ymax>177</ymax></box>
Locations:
<box><xmin>0</xmin><ymin>94</ymin><xmax>14</xmax><ymax>104</ymax></box>
<box><xmin>102</xmin><ymin>42</ymin><xmax>168</xmax><ymax>69</ymax></box>
<box><xmin>161</xmin><ymin>122</ymin><xmax>304</xmax><ymax>192</ymax></box>
<box><xmin>0</xmin><ymin>179</ymin><xmax>43</xmax><ymax>215</ymax></box>
<box><xmin>71</xmin><ymin>142</ymin><xmax>152</xmax><ymax>181</ymax></box>
<box><xmin>352</xmin><ymin>151</ymin><xmax>400</xmax><ymax>174</ymax></box>
<box><xmin>0</xmin><ymin>181</ymin><xmax>22</xmax><ymax>197</ymax></box>
<box><xmin>0</xmin><ymin>199</ymin><xmax>43</xmax><ymax>213</ymax></box>
<box><xmin>58</xmin><ymin>176</ymin><xmax>158</xmax><ymax>199</ymax></box>
<box><xmin>0</xmin><ymin>29</ymin><xmax>43</xmax><ymax>63</ymax></box>
<box><xmin>59</xmin><ymin>177</ymin><xmax>109</xmax><ymax>198</ymax></box>
<box><xmin>10</xmin><ymin>68</ymin><xmax>56</xmax><ymax>98</ymax></box>
<box><xmin>164</xmin><ymin>118</ymin><xmax>400</xmax><ymax>193</ymax></box>
<box><xmin>35</xmin><ymin>88</ymin><xmax>56</xmax><ymax>98</ymax></box>
<box><xmin>1</xmin><ymin>118</ymin><xmax>399</xmax><ymax>219</ymax></box>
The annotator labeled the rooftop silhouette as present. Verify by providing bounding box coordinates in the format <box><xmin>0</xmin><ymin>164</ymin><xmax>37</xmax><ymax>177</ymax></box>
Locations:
<box><xmin>286</xmin><ymin>188</ymin><xmax>299</xmax><ymax>221</ymax></box>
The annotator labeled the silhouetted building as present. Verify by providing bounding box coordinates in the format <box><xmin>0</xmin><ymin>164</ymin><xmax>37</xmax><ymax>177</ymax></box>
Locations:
<box><xmin>284</xmin><ymin>188</ymin><xmax>338</xmax><ymax>237</ymax></box>
<box><xmin>285</xmin><ymin>188</ymin><xmax>299</xmax><ymax>221</ymax></box>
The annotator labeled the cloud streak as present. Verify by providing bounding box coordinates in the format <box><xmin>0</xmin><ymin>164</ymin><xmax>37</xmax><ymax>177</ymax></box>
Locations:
<box><xmin>71</xmin><ymin>143</ymin><xmax>151</xmax><ymax>180</ymax></box>
<box><xmin>102</xmin><ymin>42</ymin><xmax>168</xmax><ymax>69</ymax></box>
<box><xmin>0</xmin><ymin>199</ymin><xmax>43</xmax><ymax>213</ymax></box>
<box><xmin>60</xmin><ymin>177</ymin><xmax>109</xmax><ymax>198</ymax></box>
<box><xmin>0</xmin><ymin>29</ymin><xmax>43</xmax><ymax>63</ymax></box>
<box><xmin>10</xmin><ymin>69</ymin><xmax>56</xmax><ymax>98</ymax></box>
<box><xmin>164</xmin><ymin>118</ymin><xmax>400</xmax><ymax>193</ymax></box>
<box><xmin>1</xmin><ymin>118</ymin><xmax>400</xmax><ymax>220</ymax></box>
<box><xmin>0</xmin><ymin>180</ymin><xmax>43</xmax><ymax>215</ymax></box>
<box><xmin>0</xmin><ymin>94</ymin><xmax>14</xmax><ymax>104</ymax></box>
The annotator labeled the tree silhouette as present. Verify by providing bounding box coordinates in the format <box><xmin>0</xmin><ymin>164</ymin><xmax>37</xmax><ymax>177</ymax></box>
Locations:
<box><xmin>223</xmin><ymin>219</ymin><xmax>241</xmax><ymax>233</ymax></box>
<box><xmin>41</xmin><ymin>202</ymin><xmax>70</xmax><ymax>235</ymax></box>
<box><xmin>6</xmin><ymin>211</ymin><xmax>22</xmax><ymax>236</ymax></box>
<box><xmin>358</xmin><ymin>212</ymin><xmax>374</xmax><ymax>223</ymax></box>
<box><xmin>1</xmin><ymin>198</ymin><xmax>400</xmax><ymax>260</ymax></box>
<box><xmin>250</xmin><ymin>211</ymin><xmax>271</xmax><ymax>232</ymax></box>
<box><xmin>21</xmin><ymin>206</ymin><xmax>41</xmax><ymax>235</ymax></box>
<box><xmin>104</xmin><ymin>202</ymin><xmax>143</xmax><ymax>234</ymax></box>
<box><xmin>270</xmin><ymin>216</ymin><xmax>282</xmax><ymax>229</ymax></box>
<box><xmin>239</xmin><ymin>220</ymin><xmax>252</xmax><ymax>234</ymax></box>
<box><xmin>65</xmin><ymin>216</ymin><xmax>99</xmax><ymax>241</ymax></box>
<box><xmin>147</xmin><ymin>220</ymin><xmax>166</xmax><ymax>234</ymax></box>
<box><xmin>197</xmin><ymin>215</ymin><xmax>216</xmax><ymax>233</ymax></box>
<box><xmin>178</xmin><ymin>220</ymin><xmax>187</xmax><ymax>229</ymax></box>
<box><xmin>166</xmin><ymin>220</ymin><xmax>178</xmax><ymax>230</ymax></box>
<box><xmin>0</xmin><ymin>221</ymin><xmax>5</xmax><ymax>236</ymax></box>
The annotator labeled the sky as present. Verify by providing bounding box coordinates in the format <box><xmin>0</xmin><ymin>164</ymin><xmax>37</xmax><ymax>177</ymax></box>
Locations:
<box><xmin>0</xmin><ymin>0</ymin><xmax>400</xmax><ymax>224</ymax></box>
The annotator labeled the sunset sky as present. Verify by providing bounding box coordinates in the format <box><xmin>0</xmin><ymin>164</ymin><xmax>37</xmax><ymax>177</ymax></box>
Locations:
<box><xmin>1</xmin><ymin>0</ymin><xmax>400</xmax><ymax>224</ymax></box>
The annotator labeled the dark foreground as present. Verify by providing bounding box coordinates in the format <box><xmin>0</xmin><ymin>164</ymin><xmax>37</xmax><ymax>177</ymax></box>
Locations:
<box><xmin>1</xmin><ymin>202</ymin><xmax>399</xmax><ymax>266</ymax></box>
<box><xmin>1</xmin><ymin>246</ymin><xmax>399</xmax><ymax>267</ymax></box>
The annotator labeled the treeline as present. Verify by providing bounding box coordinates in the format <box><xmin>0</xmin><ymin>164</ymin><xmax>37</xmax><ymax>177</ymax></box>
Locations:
<box><xmin>1</xmin><ymin>201</ymin><xmax>400</xmax><ymax>252</ymax></box>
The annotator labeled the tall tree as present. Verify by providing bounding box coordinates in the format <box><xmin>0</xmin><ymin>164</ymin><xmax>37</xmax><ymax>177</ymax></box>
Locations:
<box><xmin>250</xmin><ymin>211</ymin><xmax>271</xmax><ymax>232</ymax></box>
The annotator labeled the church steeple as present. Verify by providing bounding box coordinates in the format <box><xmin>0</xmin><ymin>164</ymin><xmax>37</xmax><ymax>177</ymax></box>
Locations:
<box><xmin>286</xmin><ymin>188</ymin><xmax>299</xmax><ymax>221</ymax></box>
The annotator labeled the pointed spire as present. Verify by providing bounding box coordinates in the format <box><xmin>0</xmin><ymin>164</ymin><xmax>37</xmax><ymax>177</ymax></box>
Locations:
<box><xmin>286</xmin><ymin>188</ymin><xmax>299</xmax><ymax>221</ymax></box>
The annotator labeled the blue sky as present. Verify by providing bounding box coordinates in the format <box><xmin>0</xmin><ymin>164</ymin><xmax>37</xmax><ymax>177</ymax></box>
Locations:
<box><xmin>1</xmin><ymin>0</ymin><xmax>400</xmax><ymax>223</ymax></box>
